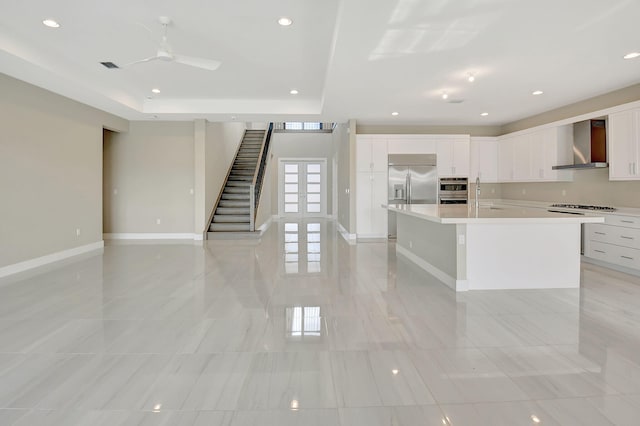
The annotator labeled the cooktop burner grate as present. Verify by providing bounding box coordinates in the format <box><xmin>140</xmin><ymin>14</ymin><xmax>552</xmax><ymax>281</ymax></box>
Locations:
<box><xmin>550</xmin><ymin>203</ymin><xmax>616</xmax><ymax>211</ymax></box>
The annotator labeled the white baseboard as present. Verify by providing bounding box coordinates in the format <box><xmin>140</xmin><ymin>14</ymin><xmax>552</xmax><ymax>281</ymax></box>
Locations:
<box><xmin>582</xmin><ymin>255</ymin><xmax>640</xmax><ymax>278</ymax></box>
<box><xmin>0</xmin><ymin>241</ymin><xmax>104</xmax><ymax>279</ymax></box>
<box><xmin>257</xmin><ymin>215</ymin><xmax>277</xmax><ymax>233</ymax></box>
<box><xmin>337</xmin><ymin>222</ymin><xmax>357</xmax><ymax>245</ymax></box>
<box><xmin>396</xmin><ymin>244</ymin><xmax>467</xmax><ymax>291</ymax></box>
<box><xmin>104</xmin><ymin>233</ymin><xmax>199</xmax><ymax>240</ymax></box>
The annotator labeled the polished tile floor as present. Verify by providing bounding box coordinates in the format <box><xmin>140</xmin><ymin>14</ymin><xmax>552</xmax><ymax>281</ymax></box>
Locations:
<box><xmin>2</xmin><ymin>219</ymin><xmax>640</xmax><ymax>425</ymax></box>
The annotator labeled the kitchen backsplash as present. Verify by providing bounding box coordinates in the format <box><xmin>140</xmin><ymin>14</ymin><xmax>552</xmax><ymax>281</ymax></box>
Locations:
<box><xmin>498</xmin><ymin>168</ymin><xmax>640</xmax><ymax>208</ymax></box>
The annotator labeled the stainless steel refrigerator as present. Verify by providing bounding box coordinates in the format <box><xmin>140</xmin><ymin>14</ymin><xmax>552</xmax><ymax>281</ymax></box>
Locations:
<box><xmin>388</xmin><ymin>154</ymin><xmax>438</xmax><ymax>238</ymax></box>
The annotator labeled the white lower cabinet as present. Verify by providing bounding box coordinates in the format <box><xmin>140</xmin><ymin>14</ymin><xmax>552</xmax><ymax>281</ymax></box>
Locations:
<box><xmin>584</xmin><ymin>215</ymin><xmax>640</xmax><ymax>270</ymax></box>
<box><xmin>356</xmin><ymin>171</ymin><xmax>387</xmax><ymax>238</ymax></box>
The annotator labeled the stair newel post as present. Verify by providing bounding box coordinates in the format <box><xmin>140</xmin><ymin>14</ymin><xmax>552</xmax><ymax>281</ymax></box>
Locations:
<box><xmin>249</xmin><ymin>183</ymin><xmax>255</xmax><ymax>232</ymax></box>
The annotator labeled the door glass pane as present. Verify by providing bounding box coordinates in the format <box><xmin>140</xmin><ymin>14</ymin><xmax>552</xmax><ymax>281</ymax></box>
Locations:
<box><xmin>285</xmin><ymin>253</ymin><xmax>299</xmax><ymax>262</ymax></box>
<box><xmin>307</xmin><ymin>243</ymin><xmax>321</xmax><ymax>252</ymax></box>
<box><xmin>285</xmin><ymin>184</ymin><xmax>298</xmax><ymax>193</ymax></box>
<box><xmin>285</xmin><ymin>164</ymin><xmax>299</xmax><ymax>173</ymax></box>
<box><xmin>307</xmin><ymin>174</ymin><xmax>321</xmax><ymax>183</ymax></box>
<box><xmin>285</xmin><ymin>243</ymin><xmax>299</xmax><ymax>253</ymax></box>
<box><xmin>307</xmin><ymin>233</ymin><xmax>320</xmax><ymax>242</ymax></box>
<box><xmin>308</xmin><ymin>253</ymin><xmax>321</xmax><ymax>262</ymax></box>
<box><xmin>285</xmin><ymin>174</ymin><xmax>298</xmax><ymax>183</ymax></box>
<box><xmin>285</xmin><ymin>223</ymin><xmax>298</xmax><ymax>232</ymax></box>
<box><xmin>307</xmin><ymin>194</ymin><xmax>320</xmax><ymax>203</ymax></box>
<box><xmin>285</xmin><ymin>263</ymin><xmax>299</xmax><ymax>274</ymax></box>
<box><xmin>307</xmin><ymin>164</ymin><xmax>321</xmax><ymax>173</ymax></box>
<box><xmin>307</xmin><ymin>223</ymin><xmax>320</xmax><ymax>232</ymax></box>
<box><xmin>307</xmin><ymin>203</ymin><xmax>321</xmax><ymax>213</ymax></box>
<box><xmin>284</xmin><ymin>204</ymin><xmax>298</xmax><ymax>213</ymax></box>
<box><xmin>285</xmin><ymin>194</ymin><xmax>298</xmax><ymax>203</ymax></box>
<box><xmin>307</xmin><ymin>184</ymin><xmax>320</xmax><ymax>193</ymax></box>
<box><xmin>285</xmin><ymin>233</ymin><xmax>299</xmax><ymax>242</ymax></box>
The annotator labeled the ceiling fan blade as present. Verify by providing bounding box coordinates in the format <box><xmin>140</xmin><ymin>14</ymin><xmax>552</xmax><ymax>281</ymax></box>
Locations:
<box><xmin>123</xmin><ymin>56</ymin><xmax>159</xmax><ymax>68</ymax></box>
<box><xmin>173</xmin><ymin>54</ymin><xmax>221</xmax><ymax>71</ymax></box>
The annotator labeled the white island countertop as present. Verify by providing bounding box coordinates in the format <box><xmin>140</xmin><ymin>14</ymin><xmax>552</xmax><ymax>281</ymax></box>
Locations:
<box><xmin>388</xmin><ymin>203</ymin><xmax>605</xmax><ymax>225</ymax></box>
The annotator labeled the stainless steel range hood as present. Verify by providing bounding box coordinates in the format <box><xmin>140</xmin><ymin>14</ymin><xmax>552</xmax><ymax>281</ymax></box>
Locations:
<box><xmin>552</xmin><ymin>119</ymin><xmax>608</xmax><ymax>170</ymax></box>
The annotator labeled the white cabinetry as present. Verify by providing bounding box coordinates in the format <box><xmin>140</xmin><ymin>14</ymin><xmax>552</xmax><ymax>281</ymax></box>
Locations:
<box><xmin>584</xmin><ymin>214</ymin><xmax>640</xmax><ymax>271</ymax></box>
<box><xmin>387</xmin><ymin>137</ymin><xmax>437</xmax><ymax>154</ymax></box>
<box><xmin>436</xmin><ymin>137</ymin><xmax>470</xmax><ymax>177</ymax></box>
<box><xmin>498</xmin><ymin>136</ymin><xmax>515</xmax><ymax>182</ymax></box>
<box><xmin>609</xmin><ymin>109</ymin><xmax>640</xmax><ymax>180</ymax></box>
<box><xmin>497</xmin><ymin>126</ymin><xmax>573</xmax><ymax>183</ymax></box>
<box><xmin>469</xmin><ymin>137</ymin><xmax>498</xmax><ymax>182</ymax></box>
<box><xmin>356</xmin><ymin>136</ymin><xmax>388</xmax><ymax>238</ymax></box>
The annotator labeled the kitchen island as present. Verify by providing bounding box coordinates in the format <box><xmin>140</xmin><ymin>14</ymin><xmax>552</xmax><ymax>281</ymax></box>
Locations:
<box><xmin>388</xmin><ymin>203</ymin><xmax>604</xmax><ymax>291</ymax></box>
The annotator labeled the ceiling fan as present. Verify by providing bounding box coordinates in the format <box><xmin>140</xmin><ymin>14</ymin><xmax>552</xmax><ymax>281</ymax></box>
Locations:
<box><xmin>124</xmin><ymin>16</ymin><xmax>221</xmax><ymax>71</ymax></box>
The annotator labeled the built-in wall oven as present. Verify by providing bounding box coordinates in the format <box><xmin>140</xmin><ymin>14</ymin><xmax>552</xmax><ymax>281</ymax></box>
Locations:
<box><xmin>439</xmin><ymin>177</ymin><xmax>468</xmax><ymax>204</ymax></box>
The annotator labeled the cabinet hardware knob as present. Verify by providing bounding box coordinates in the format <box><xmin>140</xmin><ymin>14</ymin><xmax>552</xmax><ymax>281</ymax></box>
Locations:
<box><xmin>594</xmin><ymin>250</ymin><xmax>606</xmax><ymax>253</ymax></box>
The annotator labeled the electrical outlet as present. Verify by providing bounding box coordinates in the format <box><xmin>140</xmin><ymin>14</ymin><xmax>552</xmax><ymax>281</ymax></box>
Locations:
<box><xmin>113</xmin><ymin>188</ymin><xmax>118</xmax><ymax>195</ymax></box>
<box><xmin>409</xmin><ymin>240</ymin><xmax>413</xmax><ymax>248</ymax></box>
<box><xmin>458</xmin><ymin>235</ymin><xmax>465</xmax><ymax>245</ymax></box>
<box><xmin>562</xmin><ymin>189</ymin><xmax>567</xmax><ymax>196</ymax></box>
<box><xmin>491</xmin><ymin>188</ymin><xmax>495</xmax><ymax>194</ymax></box>
<box><xmin>189</xmin><ymin>188</ymin><xmax>194</xmax><ymax>195</ymax></box>
<box><xmin>522</xmin><ymin>188</ymin><xmax>526</xmax><ymax>195</ymax></box>
<box><xmin>76</xmin><ymin>228</ymin><xmax>81</xmax><ymax>237</ymax></box>
<box><xmin>156</xmin><ymin>218</ymin><xmax>161</xmax><ymax>225</ymax></box>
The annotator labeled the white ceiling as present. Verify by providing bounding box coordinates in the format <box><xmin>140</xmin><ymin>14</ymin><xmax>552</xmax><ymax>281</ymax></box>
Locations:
<box><xmin>1</xmin><ymin>0</ymin><xmax>639</xmax><ymax>125</ymax></box>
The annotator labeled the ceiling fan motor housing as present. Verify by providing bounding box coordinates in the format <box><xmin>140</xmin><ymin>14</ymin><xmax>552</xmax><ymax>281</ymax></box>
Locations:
<box><xmin>157</xmin><ymin>49</ymin><xmax>173</xmax><ymax>61</ymax></box>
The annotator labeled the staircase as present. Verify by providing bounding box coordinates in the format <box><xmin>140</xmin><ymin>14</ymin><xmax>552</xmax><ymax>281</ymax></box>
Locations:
<box><xmin>209</xmin><ymin>129</ymin><xmax>266</xmax><ymax>233</ymax></box>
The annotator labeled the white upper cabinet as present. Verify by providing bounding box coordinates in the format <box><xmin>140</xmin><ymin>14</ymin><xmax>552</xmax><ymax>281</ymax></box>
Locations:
<box><xmin>498</xmin><ymin>136</ymin><xmax>515</xmax><ymax>182</ymax></box>
<box><xmin>436</xmin><ymin>137</ymin><xmax>470</xmax><ymax>177</ymax></box>
<box><xmin>469</xmin><ymin>137</ymin><xmax>498</xmax><ymax>182</ymax></box>
<box><xmin>387</xmin><ymin>137</ymin><xmax>437</xmax><ymax>154</ymax></box>
<box><xmin>609</xmin><ymin>109</ymin><xmax>640</xmax><ymax>180</ymax></box>
<box><xmin>356</xmin><ymin>136</ymin><xmax>388</xmax><ymax>172</ymax></box>
<box><xmin>497</xmin><ymin>126</ymin><xmax>573</xmax><ymax>182</ymax></box>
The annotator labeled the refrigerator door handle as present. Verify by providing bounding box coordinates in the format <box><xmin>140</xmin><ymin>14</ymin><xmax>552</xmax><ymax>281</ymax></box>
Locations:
<box><xmin>407</xmin><ymin>172</ymin><xmax>411</xmax><ymax>203</ymax></box>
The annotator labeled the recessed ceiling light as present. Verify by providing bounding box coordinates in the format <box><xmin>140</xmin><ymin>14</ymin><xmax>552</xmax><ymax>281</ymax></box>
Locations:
<box><xmin>290</xmin><ymin>89</ymin><xmax>299</xmax><ymax>95</ymax></box>
<box><xmin>151</xmin><ymin>88</ymin><xmax>161</xmax><ymax>94</ymax></box>
<box><xmin>532</xmin><ymin>90</ymin><xmax>544</xmax><ymax>95</ymax></box>
<box><xmin>467</xmin><ymin>74</ymin><xmax>475</xmax><ymax>83</ymax></box>
<box><xmin>481</xmin><ymin>112</ymin><xmax>489</xmax><ymax>116</ymax></box>
<box><xmin>42</xmin><ymin>19</ymin><xmax>60</xmax><ymax>28</ymax></box>
<box><xmin>624</xmin><ymin>52</ymin><xmax>640</xmax><ymax>59</ymax></box>
<box><xmin>391</xmin><ymin>112</ymin><xmax>399</xmax><ymax>116</ymax></box>
<box><xmin>278</xmin><ymin>17</ymin><xmax>293</xmax><ymax>26</ymax></box>
<box><xmin>442</xmin><ymin>93</ymin><xmax>449</xmax><ymax>100</ymax></box>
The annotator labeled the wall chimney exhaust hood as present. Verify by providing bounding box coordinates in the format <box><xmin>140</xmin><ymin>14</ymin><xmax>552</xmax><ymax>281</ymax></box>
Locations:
<box><xmin>553</xmin><ymin>119</ymin><xmax>607</xmax><ymax>170</ymax></box>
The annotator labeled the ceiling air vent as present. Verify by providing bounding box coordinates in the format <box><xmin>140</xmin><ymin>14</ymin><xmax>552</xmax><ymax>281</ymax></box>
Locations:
<box><xmin>100</xmin><ymin>61</ymin><xmax>119</xmax><ymax>69</ymax></box>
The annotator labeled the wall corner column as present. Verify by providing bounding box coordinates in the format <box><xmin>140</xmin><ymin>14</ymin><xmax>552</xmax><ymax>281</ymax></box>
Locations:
<box><xmin>194</xmin><ymin>119</ymin><xmax>207</xmax><ymax>237</ymax></box>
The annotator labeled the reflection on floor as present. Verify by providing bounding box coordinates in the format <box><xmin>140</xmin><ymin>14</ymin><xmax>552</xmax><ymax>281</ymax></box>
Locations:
<box><xmin>1</xmin><ymin>218</ymin><xmax>640</xmax><ymax>425</ymax></box>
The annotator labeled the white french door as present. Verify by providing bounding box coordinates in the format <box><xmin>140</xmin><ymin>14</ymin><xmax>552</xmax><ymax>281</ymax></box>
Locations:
<box><xmin>279</xmin><ymin>159</ymin><xmax>326</xmax><ymax>217</ymax></box>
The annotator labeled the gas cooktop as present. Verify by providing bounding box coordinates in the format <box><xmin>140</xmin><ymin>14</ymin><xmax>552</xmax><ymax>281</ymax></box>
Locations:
<box><xmin>550</xmin><ymin>203</ymin><xmax>616</xmax><ymax>211</ymax></box>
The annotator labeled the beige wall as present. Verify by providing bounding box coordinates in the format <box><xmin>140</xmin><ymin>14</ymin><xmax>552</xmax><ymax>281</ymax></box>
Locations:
<box><xmin>0</xmin><ymin>73</ymin><xmax>127</xmax><ymax>268</ymax></box>
<box><xmin>103</xmin><ymin>121</ymin><xmax>195</xmax><ymax>234</ymax></box>
<box><xmin>267</xmin><ymin>132</ymin><xmax>335</xmax><ymax>216</ymax></box>
<box><xmin>333</xmin><ymin>123</ymin><xmax>351</xmax><ymax>232</ymax></box>
<box><xmin>501</xmin><ymin>83</ymin><xmax>640</xmax><ymax>134</ymax></box>
<box><xmin>500</xmin><ymin>169</ymin><xmax>640</xmax><ymax>208</ymax></box>
<box><xmin>357</xmin><ymin>124</ymin><xmax>502</xmax><ymax>137</ymax></box>
<box><xmin>203</xmin><ymin>121</ymin><xmax>246</xmax><ymax>232</ymax></box>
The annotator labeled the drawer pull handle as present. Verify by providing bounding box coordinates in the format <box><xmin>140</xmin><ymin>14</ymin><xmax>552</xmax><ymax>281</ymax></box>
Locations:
<box><xmin>621</xmin><ymin>256</ymin><xmax>634</xmax><ymax>260</ymax></box>
<box><xmin>595</xmin><ymin>232</ymin><xmax>606</xmax><ymax>235</ymax></box>
<box><xmin>621</xmin><ymin>220</ymin><xmax>635</xmax><ymax>224</ymax></box>
<box><xmin>621</xmin><ymin>236</ymin><xmax>634</xmax><ymax>240</ymax></box>
<box><xmin>594</xmin><ymin>250</ymin><xmax>606</xmax><ymax>253</ymax></box>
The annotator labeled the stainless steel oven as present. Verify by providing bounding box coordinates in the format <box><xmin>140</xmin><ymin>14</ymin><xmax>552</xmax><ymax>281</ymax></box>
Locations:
<box><xmin>439</xmin><ymin>177</ymin><xmax>468</xmax><ymax>204</ymax></box>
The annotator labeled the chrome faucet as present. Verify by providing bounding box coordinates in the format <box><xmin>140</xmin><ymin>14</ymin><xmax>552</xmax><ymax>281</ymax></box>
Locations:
<box><xmin>475</xmin><ymin>176</ymin><xmax>481</xmax><ymax>207</ymax></box>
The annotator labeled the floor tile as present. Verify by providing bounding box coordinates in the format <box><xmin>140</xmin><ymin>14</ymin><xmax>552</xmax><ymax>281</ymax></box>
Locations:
<box><xmin>0</xmin><ymin>219</ymin><xmax>640</xmax><ymax>424</ymax></box>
